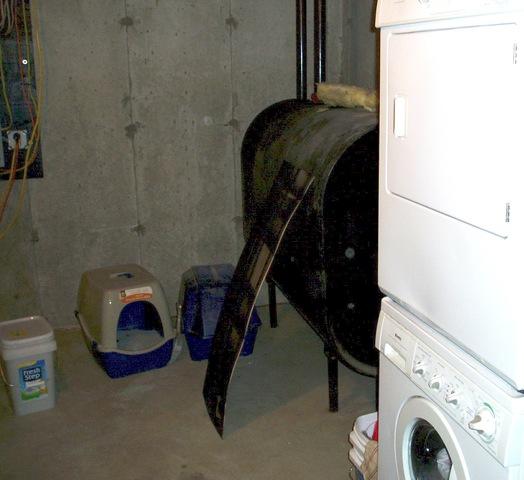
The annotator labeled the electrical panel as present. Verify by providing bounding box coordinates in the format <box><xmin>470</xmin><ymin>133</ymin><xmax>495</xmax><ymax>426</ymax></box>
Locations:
<box><xmin>0</xmin><ymin>0</ymin><xmax>43</xmax><ymax>180</ymax></box>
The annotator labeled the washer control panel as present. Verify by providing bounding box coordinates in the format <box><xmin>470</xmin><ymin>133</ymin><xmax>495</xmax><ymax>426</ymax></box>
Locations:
<box><xmin>377</xmin><ymin>301</ymin><xmax>524</xmax><ymax>467</ymax></box>
<box><xmin>411</xmin><ymin>344</ymin><xmax>504</xmax><ymax>453</ymax></box>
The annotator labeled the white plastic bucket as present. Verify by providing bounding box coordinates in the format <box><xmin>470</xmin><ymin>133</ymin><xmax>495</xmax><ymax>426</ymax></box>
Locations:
<box><xmin>349</xmin><ymin>430</ymin><xmax>367</xmax><ymax>456</ymax></box>
<box><xmin>348</xmin><ymin>412</ymin><xmax>377</xmax><ymax>480</ymax></box>
<box><xmin>0</xmin><ymin>316</ymin><xmax>57</xmax><ymax>415</ymax></box>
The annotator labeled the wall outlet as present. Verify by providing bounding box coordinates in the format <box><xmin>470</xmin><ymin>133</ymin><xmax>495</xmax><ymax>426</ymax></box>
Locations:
<box><xmin>7</xmin><ymin>130</ymin><xmax>28</xmax><ymax>150</ymax></box>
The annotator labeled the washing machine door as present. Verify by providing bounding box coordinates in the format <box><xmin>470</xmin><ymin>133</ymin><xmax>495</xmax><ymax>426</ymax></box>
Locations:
<box><xmin>395</xmin><ymin>397</ymin><xmax>470</xmax><ymax>480</ymax></box>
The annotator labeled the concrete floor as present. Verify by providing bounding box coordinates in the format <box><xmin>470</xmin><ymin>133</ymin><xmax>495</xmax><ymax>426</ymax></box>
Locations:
<box><xmin>0</xmin><ymin>304</ymin><xmax>376</xmax><ymax>480</ymax></box>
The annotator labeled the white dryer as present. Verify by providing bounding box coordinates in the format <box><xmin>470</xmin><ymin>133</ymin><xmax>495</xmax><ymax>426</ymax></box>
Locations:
<box><xmin>377</xmin><ymin>298</ymin><xmax>524</xmax><ymax>480</ymax></box>
<box><xmin>376</xmin><ymin>0</ymin><xmax>524</xmax><ymax>390</ymax></box>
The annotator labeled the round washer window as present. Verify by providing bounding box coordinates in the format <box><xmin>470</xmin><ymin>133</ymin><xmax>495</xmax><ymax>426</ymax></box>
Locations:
<box><xmin>409</xmin><ymin>419</ymin><xmax>452</xmax><ymax>480</ymax></box>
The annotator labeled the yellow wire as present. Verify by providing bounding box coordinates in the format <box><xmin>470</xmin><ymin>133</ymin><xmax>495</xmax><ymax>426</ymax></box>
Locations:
<box><xmin>0</xmin><ymin>0</ymin><xmax>15</xmax><ymax>36</ymax></box>
<box><xmin>26</xmin><ymin>0</ymin><xmax>44</xmax><ymax>167</ymax></box>
<box><xmin>0</xmin><ymin>155</ymin><xmax>28</xmax><ymax>240</ymax></box>
<box><xmin>0</xmin><ymin>141</ymin><xmax>19</xmax><ymax>223</ymax></box>
<box><xmin>0</xmin><ymin>42</ymin><xmax>13</xmax><ymax>131</ymax></box>
<box><xmin>22</xmin><ymin>2</ymin><xmax>32</xmax><ymax>79</ymax></box>
<box><xmin>22</xmin><ymin>1</ymin><xmax>37</xmax><ymax>109</ymax></box>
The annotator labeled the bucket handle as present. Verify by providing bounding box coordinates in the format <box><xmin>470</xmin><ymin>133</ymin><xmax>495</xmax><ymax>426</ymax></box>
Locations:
<box><xmin>0</xmin><ymin>362</ymin><xmax>14</xmax><ymax>388</ymax></box>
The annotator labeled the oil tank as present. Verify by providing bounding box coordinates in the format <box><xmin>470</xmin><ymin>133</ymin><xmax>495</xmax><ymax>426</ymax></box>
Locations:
<box><xmin>241</xmin><ymin>99</ymin><xmax>381</xmax><ymax>375</ymax></box>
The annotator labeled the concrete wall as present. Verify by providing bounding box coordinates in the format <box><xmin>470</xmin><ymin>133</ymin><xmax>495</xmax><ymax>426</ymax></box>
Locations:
<box><xmin>346</xmin><ymin>0</ymin><xmax>379</xmax><ymax>90</ymax></box>
<box><xmin>1</xmin><ymin>0</ymin><xmax>355</xmax><ymax>327</ymax></box>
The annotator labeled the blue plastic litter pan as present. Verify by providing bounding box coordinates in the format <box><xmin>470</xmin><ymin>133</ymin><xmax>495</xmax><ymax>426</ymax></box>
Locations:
<box><xmin>179</xmin><ymin>264</ymin><xmax>262</xmax><ymax>361</ymax></box>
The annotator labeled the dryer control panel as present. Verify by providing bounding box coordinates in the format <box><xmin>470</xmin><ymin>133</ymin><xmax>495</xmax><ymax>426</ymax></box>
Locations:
<box><xmin>376</xmin><ymin>0</ymin><xmax>523</xmax><ymax>27</ymax></box>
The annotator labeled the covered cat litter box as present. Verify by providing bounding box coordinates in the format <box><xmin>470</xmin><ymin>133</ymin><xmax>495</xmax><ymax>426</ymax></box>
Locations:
<box><xmin>0</xmin><ymin>316</ymin><xmax>57</xmax><ymax>416</ymax></box>
<box><xmin>179</xmin><ymin>264</ymin><xmax>262</xmax><ymax>361</ymax></box>
<box><xmin>76</xmin><ymin>264</ymin><xmax>175</xmax><ymax>378</ymax></box>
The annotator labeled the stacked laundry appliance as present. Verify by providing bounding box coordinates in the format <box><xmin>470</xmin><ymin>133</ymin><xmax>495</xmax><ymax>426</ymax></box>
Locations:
<box><xmin>375</xmin><ymin>1</ymin><xmax>524</xmax><ymax>478</ymax></box>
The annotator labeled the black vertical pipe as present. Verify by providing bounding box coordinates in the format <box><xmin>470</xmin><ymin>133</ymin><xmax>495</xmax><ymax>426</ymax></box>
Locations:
<box><xmin>296</xmin><ymin>0</ymin><xmax>307</xmax><ymax>100</ymax></box>
<box><xmin>314</xmin><ymin>0</ymin><xmax>326</xmax><ymax>89</ymax></box>
<box><xmin>325</xmin><ymin>345</ymin><xmax>339</xmax><ymax>412</ymax></box>
<box><xmin>268</xmin><ymin>279</ymin><xmax>278</xmax><ymax>328</ymax></box>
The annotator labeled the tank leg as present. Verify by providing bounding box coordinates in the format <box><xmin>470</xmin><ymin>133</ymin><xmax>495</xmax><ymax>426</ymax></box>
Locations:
<box><xmin>325</xmin><ymin>346</ymin><xmax>339</xmax><ymax>412</ymax></box>
<box><xmin>267</xmin><ymin>279</ymin><xmax>278</xmax><ymax>328</ymax></box>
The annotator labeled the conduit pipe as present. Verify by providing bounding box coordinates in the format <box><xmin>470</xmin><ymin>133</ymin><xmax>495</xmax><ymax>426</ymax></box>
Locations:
<box><xmin>296</xmin><ymin>0</ymin><xmax>308</xmax><ymax>100</ymax></box>
<box><xmin>314</xmin><ymin>0</ymin><xmax>326</xmax><ymax>88</ymax></box>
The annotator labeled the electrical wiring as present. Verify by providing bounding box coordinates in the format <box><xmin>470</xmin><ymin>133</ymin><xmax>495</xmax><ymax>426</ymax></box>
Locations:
<box><xmin>0</xmin><ymin>139</ymin><xmax>19</xmax><ymax>223</ymax></box>
<box><xmin>0</xmin><ymin>152</ymin><xmax>28</xmax><ymax>240</ymax></box>
<box><xmin>8</xmin><ymin>0</ymin><xmax>15</xmax><ymax>34</ymax></box>
<box><xmin>1</xmin><ymin>1</ymin><xmax>9</xmax><ymax>33</ymax></box>
<box><xmin>22</xmin><ymin>0</ymin><xmax>43</xmax><ymax>167</ymax></box>
<box><xmin>0</xmin><ymin>0</ymin><xmax>15</xmax><ymax>36</ymax></box>
<box><xmin>14</xmin><ymin>4</ymin><xmax>35</xmax><ymax>125</ymax></box>
<box><xmin>22</xmin><ymin>2</ymin><xmax>32</xmax><ymax>90</ymax></box>
<box><xmin>0</xmin><ymin>0</ymin><xmax>43</xmax><ymax>239</ymax></box>
<box><xmin>0</xmin><ymin>0</ymin><xmax>42</xmax><ymax>175</ymax></box>
<box><xmin>0</xmin><ymin>0</ymin><xmax>15</xmax><ymax>132</ymax></box>
<box><xmin>22</xmin><ymin>1</ymin><xmax>38</xmax><ymax>123</ymax></box>
<box><xmin>0</xmin><ymin>1</ymin><xmax>5</xmax><ymax>32</ymax></box>
<box><xmin>0</xmin><ymin>42</ymin><xmax>13</xmax><ymax>131</ymax></box>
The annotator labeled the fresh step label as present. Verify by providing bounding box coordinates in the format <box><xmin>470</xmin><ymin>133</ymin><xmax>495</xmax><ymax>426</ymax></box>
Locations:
<box><xmin>18</xmin><ymin>360</ymin><xmax>48</xmax><ymax>401</ymax></box>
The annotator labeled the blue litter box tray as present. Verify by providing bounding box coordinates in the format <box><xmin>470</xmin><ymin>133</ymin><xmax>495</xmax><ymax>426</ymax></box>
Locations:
<box><xmin>75</xmin><ymin>309</ymin><xmax>174</xmax><ymax>379</ymax></box>
<box><xmin>185</xmin><ymin>322</ymin><xmax>260</xmax><ymax>362</ymax></box>
<box><xmin>179</xmin><ymin>264</ymin><xmax>262</xmax><ymax>361</ymax></box>
<box><xmin>90</xmin><ymin>337</ymin><xmax>174</xmax><ymax>379</ymax></box>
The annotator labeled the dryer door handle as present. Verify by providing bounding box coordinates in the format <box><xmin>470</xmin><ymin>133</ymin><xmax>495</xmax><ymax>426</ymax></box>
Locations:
<box><xmin>394</xmin><ymin>95</ymin><xmax>407</xmax><ymax>138</ymax></box>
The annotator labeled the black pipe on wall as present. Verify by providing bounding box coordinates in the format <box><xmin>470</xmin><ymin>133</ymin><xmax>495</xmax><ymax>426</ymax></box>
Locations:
<box><xmin>296</xmin><ymin>0</ymin><xmax>308</xmax><ymax>100</ymax></box>
<box><xmin>314</xmin><ymin>0</ymin><xmax>326</xmax><ymax>88</ymax></box>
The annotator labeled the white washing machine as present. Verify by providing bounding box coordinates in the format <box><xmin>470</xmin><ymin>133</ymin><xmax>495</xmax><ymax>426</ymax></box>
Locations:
<box><xmin>376</xmin><ymin>0</ymin><xmax>524</xmax><ymax>390</ymax></box>
<box><xmin>376</xmin><ymin>298</ymin><xmax>524</xmax><ymax>480</ymax></box>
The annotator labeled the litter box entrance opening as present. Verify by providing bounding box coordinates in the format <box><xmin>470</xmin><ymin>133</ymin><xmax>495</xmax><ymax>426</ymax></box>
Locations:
<box><xmin>117</xmin><ymin>301</ymin><xmax>165</xmax><ymax>352</ymax></box>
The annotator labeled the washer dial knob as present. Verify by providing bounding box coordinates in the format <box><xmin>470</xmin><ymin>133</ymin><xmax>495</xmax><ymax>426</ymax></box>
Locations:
<box><xmin>413</xmin><ymin>360</ymin><xmax>428</xmax><ymax>376</ymax></box>
<box><xmin>468</xmin><ymin>405</ymin><xmax>496</xmax><ymax>441</ymax></box>
<box><xmin>445</xmin><ymin>390</ymin><xmax>461</xmax><ymax>406</ymax></box>
<box><xmin>428</xmin><ymin>375</ymin><xmax>443</xmax><ymax>391</ymax></box>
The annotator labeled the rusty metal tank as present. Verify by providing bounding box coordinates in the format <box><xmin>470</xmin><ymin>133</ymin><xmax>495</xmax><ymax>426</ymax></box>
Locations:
<box><xmin>241</xmin><ymin>99</ymin><xmax>381</xmax><ymax>375</ymax></box>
